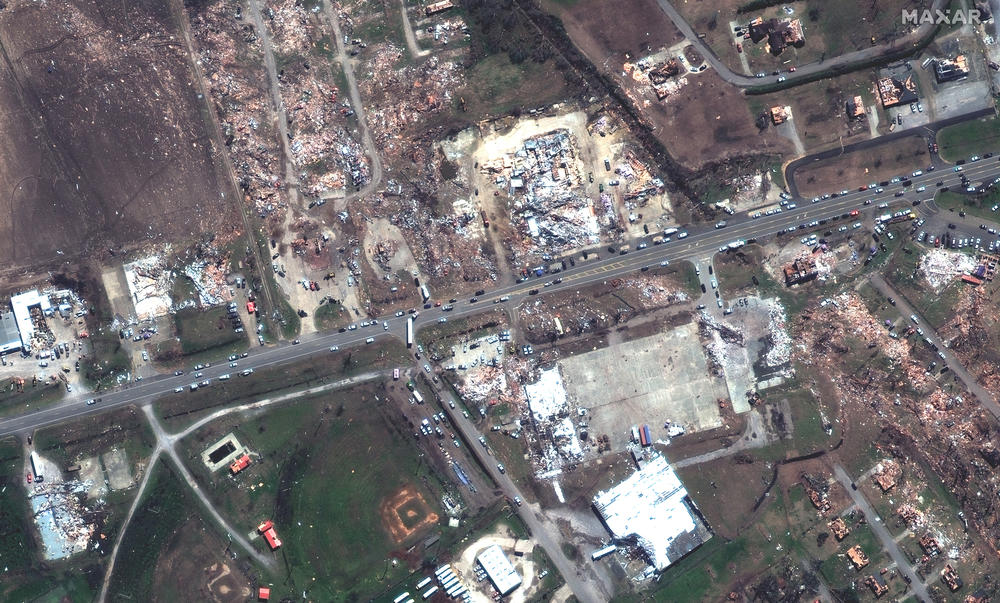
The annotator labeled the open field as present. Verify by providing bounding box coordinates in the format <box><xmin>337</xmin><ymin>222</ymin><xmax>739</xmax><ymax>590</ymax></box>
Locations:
<box><xmin>935</xmin><ymin>188</ymin><xmax>1000</xmax><ymax>223</ymax></box>
<box><xmin>155</xmin><ymin>340</ymin><xmax>409</xmax><ymax>428</ymax></box>
<box><xmin>169</xmin><ymin>306</ymin><xmax>249</xmax><ymax>358</ymax></box>
<box><xmin>794</xmin><ymin>136</ymin><xmax>930</xmax><ymax>197</ymax></box>
<box><xmin>750</xmin><ymin>68</ymin><xmax>880</xmax><ymax>154</ymax></box>
<box><xmin>178</xmin><ymin>382</ymin><xmax>450</xmax><ymax>600</ymax></box>
<box><xmin>936</xmin><ymin>115</ymin><xmax>1000</xmax><ymax>162</ymax></box>
<box><xmin>107</xmin><ymin>461</ymin><xmax>198</xmax><ymax>601</ymax></box>
<box><xmin>33</xmin><ymin>405</ymin><xmax>155</xmax><ymax>470</ymax></box>
<box><xmin>0</xmin><ymin>380</ymin><xmax>64</xmax><ymax>419</ymax></box>
<box><xmin>0</xmin><ymin>0</ymin><xmax>240</xmax><ymax>270</ymax></box>
<box><xmin>544</xmin><ymin>0</ymin><xmax>793</xmax><ymax>169</ymax></box>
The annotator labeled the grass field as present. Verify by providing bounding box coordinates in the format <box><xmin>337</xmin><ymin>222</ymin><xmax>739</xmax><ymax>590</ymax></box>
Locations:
<box><xmin>155</xmin><ymin>339</ymin><xmax>409</xmax><ymax>428</ymax></box>
<box><xmin>936</xmin><ymin>116</ymin><xmax>1000</xmax><ymax>163</ymax></box>
<box><xmin>0</xmin><ymin>379</ymin><xmax>64</xmax><ymax>418</ymax></box>
<box><xmin>172</xmin><ymin>306</ymin><xmax>248</xmax><ymax>356</ymax></box>
<box><xmin>180</xmin><ymin>383</ymin><xmax>448</xmax><ymax>601</ymax></box>
<box><xmin>935</xmin><ymin>188</ymin><xmax>1000</xmax><ymax>224</ymax></box>
<box><xmin>313</xmin><ymin>300</ymin><xmax>350</xmax><ymax>331</ymax></box>
<box><xmin>107</xmin><ymin>461</ymin><xmax>194</xmax><ymax>601</ymax></box>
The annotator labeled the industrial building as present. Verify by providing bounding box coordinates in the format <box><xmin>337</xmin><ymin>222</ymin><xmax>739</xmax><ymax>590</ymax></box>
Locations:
<box><xmin>3</xmin><ymin>289</ymin><xmax>55</xmax><ymax>353</ymax></box>
<box><xmin>476</xmin><ymin>544</ymin><xmax>521</xmax><ymax>595</ymax></box>
<box><xmin>0</xmin><ymin>311</ymin><xmax>20</xmax><ymax>354</ymax></box>
<box><xmin>592</xmin><ymin>454</ymin><xmax>711</xmax><ymax>572</ymax></box>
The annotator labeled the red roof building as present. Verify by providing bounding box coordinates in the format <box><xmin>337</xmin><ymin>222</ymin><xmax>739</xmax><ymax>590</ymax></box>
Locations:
<box><xmin>258</xmin><ymin>586</ymin><xmax>271</xmax><ymax>600</ymax></box>
<box><xmin>247</xmin><ymin>301</ymin><xmax>257</xmax><ymax>313</ymax></box>
<box><xmin>230</xmin><ymin>454</ymin><xmax>251</xmax><ymax>475</ymax></box>
<box><xmin>258</xmin><ymin>520</ymin><xmax>282</xmax><ymax>550</ymax></box>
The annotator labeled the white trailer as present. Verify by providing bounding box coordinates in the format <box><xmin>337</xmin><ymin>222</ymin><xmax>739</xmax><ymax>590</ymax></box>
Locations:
<box><xmin>394</xmin><ymin>592</ymin><xmax>411</xmax><ymax>603</ymax></box>
<box><xmin>406</xmin><ymin>317</ymin><xmax>414</xmax><ymax>348</ymax></box>
<box><xmin>591</xmin><ymin>544</ymin><xmax>618</xmax><ymax>560</ymax></box>
<box><xmin>416</xmin><ymin>576</ymin><xmax>432</xmax><ymax>589</ymax></box>
<box><xmin>421</xmin><ymin>586</ymin><xmax>439</xmax><ymax>600</ymax></box>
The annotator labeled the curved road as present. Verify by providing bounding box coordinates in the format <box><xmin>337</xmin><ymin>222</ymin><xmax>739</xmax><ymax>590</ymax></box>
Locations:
<box><xmin>653</xmin><ymin>0</ymin><xmax>948</xmax><ymax>88</ymax></box>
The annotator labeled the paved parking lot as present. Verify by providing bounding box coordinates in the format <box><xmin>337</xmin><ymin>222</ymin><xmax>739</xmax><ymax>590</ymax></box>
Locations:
<box><xmin>559</xmin><ymin>323</ymin><xmax>725</xmax><ymax>451</ymax></box>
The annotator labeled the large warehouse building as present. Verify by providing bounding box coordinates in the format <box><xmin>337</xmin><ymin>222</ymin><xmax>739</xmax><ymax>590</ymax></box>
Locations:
<box><xmin>476</xmin><ymin>544</ymin><xmax>521</xmax><ymax>595</ymax></box>
<box><xmin>593</xmin><ymin>453</ymin><xmax>711</xmax><ymax>572</ymax></box>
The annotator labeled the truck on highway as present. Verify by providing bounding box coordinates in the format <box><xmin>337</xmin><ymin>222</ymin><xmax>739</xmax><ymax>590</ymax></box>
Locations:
<box><xmin>728</xmin><ymin>239</ymin><xmax>746</xmax><ymax>250</ymax></box>
<box><xmin>662</xmin><ymin>227</ymin><xmax>678</xmax><ymax>236</ymax></box>
<box><xmin>406</xmin><ymin>317</ymin><xmax>414</xmax><ymax>348</ymax></box>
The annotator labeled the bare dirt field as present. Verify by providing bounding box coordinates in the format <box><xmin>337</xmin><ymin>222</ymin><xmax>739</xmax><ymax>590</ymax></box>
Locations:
<box><xmin>151</xmin><ymin>516</ymin><xmax>253</xmax><ymax>602</ymax></box>
<box><xmin>379</xmin><ymin>484</ymin><xmax>439</xmax><ymax>544</ymax></box>
<box><xmin>793</xmin><ymin>136</ymin><xmax>930</xmax><ymax>197</ymax></box>
<box><xmin>546</xmin><ymin>0</ymin><xmax>792</xmax><ymax>169</ymax></box>
<box><xmin>0</xmin><ymin>0</ymin><xmax>240</xmax><ymax>270</ymax></box>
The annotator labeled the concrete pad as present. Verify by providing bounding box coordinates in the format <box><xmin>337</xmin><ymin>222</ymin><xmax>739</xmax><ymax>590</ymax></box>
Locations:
<box><xmin>559</xmin><ymin>323</ymin><xmax>725</xmax><ymax>451</ymax></box>
<box><xmin>101</xmin><ymin>448</ymin><xmax>133</xmax><ymax>490</ymax></box>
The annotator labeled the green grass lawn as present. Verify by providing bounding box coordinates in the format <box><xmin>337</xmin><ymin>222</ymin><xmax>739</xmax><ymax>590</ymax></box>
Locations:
<box><xmin>156</xmin><ymin>339</ymin><xmax>408</xmax><ymax>429</ymax></box>
<box><xmin>0</xmin><ymin>379</ymin><xmax>64</xmax><ymax>418</ymax></box>
<box><xmin>935</xmin><ymin>188</ymin><xmax>1000</xmax><ymax>224</ymax></box>
<box><xmin>172</xmin><ymin>306</ymin><xmax>248</xmax><ymax>357</ymax></box>
<box><xmin>313</xmin><ymin>300</ymin><xmax>350</xmax><ymax>331</ymax></box>
<box><xmin>107</xmin><ymin>460</ymin><xmax>194</xmax><ymax>601</ymax></box>
<box><xmin>182</xmin><ymin>385</ymin><xmax>448</xmax><ymax>601</ymax></box>
<box><xmin>936</xmin><ymin>116</ymin><xmax>1000</xmax><ymax>163</ymax></box>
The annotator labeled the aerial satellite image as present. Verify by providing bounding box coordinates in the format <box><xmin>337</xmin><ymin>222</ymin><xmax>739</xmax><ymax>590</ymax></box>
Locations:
<box><xmin>1</xmin><ymin>0</ymin><xmax>1000</xmax><ymax>601</ymax></box>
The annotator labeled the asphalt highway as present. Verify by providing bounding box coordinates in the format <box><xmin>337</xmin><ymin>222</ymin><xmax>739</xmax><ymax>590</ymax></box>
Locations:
<box><xmin>4</xmin><ymin>159</ymin><xmax>1000</xmax><ymax>439</ymax></box>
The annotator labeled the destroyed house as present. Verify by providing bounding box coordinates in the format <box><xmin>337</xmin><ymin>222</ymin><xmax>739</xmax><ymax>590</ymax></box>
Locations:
<box><xmin>935</xmin><ymin>56</ymin><xmax>969</xmax><ymax>83</ymax></box>
<box><xmin>919</xmin><ymin>533</ymin><xmax>940</xmax><ymax>556</ymax></box>
<box><xmin>828</xmin><ymin>517</ymin><xmax>850</xmax><ymax>541</ymax></box>
<box><xmin>847</xmin><ymin>95</ymin><xmax>865</xmax><ymax>119</ymax></box>
<box><xmin>942</xmin><ymin>564</ymin><xmax>963</xmax><ymax>591</ymax></box>
<box><xmin>866</xmin><ymin>574</ymin><xmax>889</xmax><ymax>597</ymax></box>
<box><xmin>876</xmin><ymin>76</ymin><xmax>918</xmax><ymax>108</ymax></box>
<box><xmin>871</xmin><ymin>461</ymin><xmax>901</xmax><ymax>492</ymax></box>
<box><xmin>648</xmin><ymin>60</ymin><xmax>681</xmax><ymax>85</ymax></box>
<box><xmin>230</xmin><ymin>454</ymin><xmax>251</xmax><ymax>475</ymax></box>
<box><xmin>783</xmin><ymin>256</ymin><xmax>817</xmax><ymax>286</ymax></box>
<box><xmin>847</xmin><ymin>545</ymin><xmax>870</xmax><ymax>570</ymax></box>
<box><xmin>769</xmin><ymin>106</ymin><xmax>789</xmax><ymax>125</ymax></box>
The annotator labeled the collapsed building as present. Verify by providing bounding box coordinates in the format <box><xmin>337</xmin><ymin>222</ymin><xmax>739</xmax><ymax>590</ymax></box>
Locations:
<box><xmin>846</xmin><ymin>95</ymin><xmax>865</xmax><ymax>120</ymax></box>
<box><xmin>593</xmin><ymin>454</ymin><xmax>711</xmax><ymax>573</ymax></box>
<box><xmin>783</xmin><ymin>255</ymin><xmax>818</xmax><ymax>286</ymax></box>
<box><xmin>934</xmin><ymin>55</ymin><xmax>970</xmax><ymax>83</ymax></box>
<box><xmin>876</xmin><ymin>75</ymin><xmax>918</xmax><ymax>108</ymax></box>
<box><xmin>480</xmin><ymin>129</ymin><xmax>601</xmax><ymax>259</ymax></box>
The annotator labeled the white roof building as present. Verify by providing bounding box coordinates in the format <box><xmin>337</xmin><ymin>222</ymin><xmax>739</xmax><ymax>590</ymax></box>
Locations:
<box><xmin>593</xmin><ymin>454</ymin><xmax>711</xmax><ymax>572</ymax></box>
<box><xmin>0</xmin><ymin>311</ymin><xmax>21</xmax><ymax>354</ymax></box>
<box><xmin>11</xmin><ymin>290</ymin><xmax>52</xmax><ymax>350</ymax></box>
<box><xmin>476</xmin><ymin>544</ymin><xmax>521</xmax><ymax>595</ymax></box>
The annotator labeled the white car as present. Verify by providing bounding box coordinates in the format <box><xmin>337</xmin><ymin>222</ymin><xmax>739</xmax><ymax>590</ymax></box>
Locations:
<box><xmin>329</xmin><ymin>346</ymin><xmax>339</xmax><ymax>352</ymax></box>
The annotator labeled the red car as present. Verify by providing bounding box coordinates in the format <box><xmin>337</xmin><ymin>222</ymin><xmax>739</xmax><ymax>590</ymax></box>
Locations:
<box><xmin>26</xmin><ymin>472</ymin><xmax>32</xmax><ymax>484</ymax></box>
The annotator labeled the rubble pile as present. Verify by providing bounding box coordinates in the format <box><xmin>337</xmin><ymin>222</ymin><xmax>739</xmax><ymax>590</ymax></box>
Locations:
<box><xmin>123</xmin><ymin>253</ymin><xmax>175</xmax><ymax>320</ymax></box>
<box><xmin>938</xmin><ymin>287</ymin><xmax>1000</xmax><ymax>395</ymax></box>
<box><xmin>360</xmin><ymin>52</ymin><xmax>461</xmax><ymax>163</ymax></box>
<box><xmin>796</xmin><ymin>295</ymin><xmax>1000</xmax><ymax>559</ymax></box>
<box><xmin>523</xmin><ymin>367</ymin><xmax>585</xmax><ymax>474</ymax></box>
<box><xmin>919</xmin><ymin>249</ymin><xmax>978</xmax><ymax>291</ymax></box>
<box><xmin>262</xmin><ymin>0</ymin><xmax>316</xmax><ymax>56</ymax></box>
<box><xmin>480</xmin><ymin>129</ymin><xmax>601</xmax><ymax>259</ymax></box>
<box><xmin>188</xmin><ymin>2</ymin><xmax>286</xmax><ymax>217</ymax></box>
<box><xmin>871</xmin><ymin>459</ymin><xmax>902</xmax><ymax>492</ymax></box>
<box><xmin>762</xmin><ymin>299</ymin><xmax>792</xmax><ymax>368</ymax></box>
